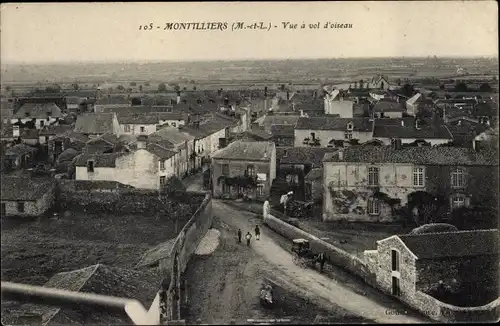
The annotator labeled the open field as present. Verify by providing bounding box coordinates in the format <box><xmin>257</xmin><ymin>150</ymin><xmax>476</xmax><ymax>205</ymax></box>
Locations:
<box><xmin>2</xmin><ymin>57</ymin><xmax>497</xmax><ymax>89</ymax></box>
<box><xmin>0</xmin><ymin>211</ymin><xmax>193</xmax><ymax>285</ymax></box>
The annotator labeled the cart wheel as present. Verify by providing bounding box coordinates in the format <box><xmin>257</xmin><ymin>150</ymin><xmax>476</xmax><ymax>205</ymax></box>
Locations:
<box><xmin>292</xmin><ymin>253</ymin><xmax>299</xmax><ymax>265</ymax></box>
<box><xmin>299</xmin><ymin>257</ymin><xmax>307</xmax><ymax>268</ymax></box>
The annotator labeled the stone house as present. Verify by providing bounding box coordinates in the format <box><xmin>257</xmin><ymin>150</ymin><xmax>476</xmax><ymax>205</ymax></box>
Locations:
<box><xmin>270</xmin><ymin>124</ymin><xmax>294</xmax><ymax>147</ymax></box>
<box><xmin>1</xmin><ymin>176</ymin><xmax>56</xmax><ymax>217</ymax></box>
<box><xmin>369</xmin><ymin>98</ymin><xmax>407</xmax><ymax>119</ymax></box>
<box><xmin>364</xmin><ymin>229</ymin><xmax>499</xmax><ymax>309</ymax></box>
<box><xmin>322</xmin><ymin>146</ymin><xmax>498</xmax><ymax>223</ymax></box>
<box><xmin>74</xmin><ymin>112</ymin><xmax>121</xmax><ymax>138</ymax></box>
<box><xmin>147</xmin><ymin>127</ymin><xmax>195</xmax><ymax>177</ymax></box>
<box><xmin>11</xmin><ymin>102</ymin><xmax>63</xmax><ymax>129</ymax></box>
<box><xmin>324</xmin><ymin>90</ymin><xmax>355</xmax><ymax>117</ymax></box>
<box><xmin>74</xmin><ymin>139</ymin><xmax>177</xmax><ymax>190</ymax></box>
<box><xmin>83</xmin><ymin>133</ymin><xmax>123</xmax><ymax>154</ymax></box>
<box><xmin>117</xmin><ymin>113</ymin><xmax>159</xmax><ymax>135</ymax></box>
<box><xmin>211</xmin><ymin>141</ymin><xmax>276</xmax><ymax>200</ymax></box>
<box><xmin>294</xmin><ymin>116</ymin><xmax>373</xmax><ymax>147</ymax></box>
<box><xmin>372</xmin><ymin>118</ymin><xmax>453</xmax><ymax>146</ymax></box>
<box><xmin>366</xmin><ymin>75</ymin><xmax>392</xmax><ymax>90</ymax></box>
<box><xmin>182</xmin><ymin>118</ymin><xmax>231</xmax><ymax>172</ymax></box>
<box><xmin>93</xmin><ymin>95</ymin><xmax>131</xmax><ymax>113</ymax></box>
<box><xmin>254</xmin><ymin>115</ymin><xmax>299</xmax><ymax>133</ymax></box>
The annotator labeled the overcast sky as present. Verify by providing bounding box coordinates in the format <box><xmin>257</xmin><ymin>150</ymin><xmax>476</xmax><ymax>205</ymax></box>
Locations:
<box><xmin>1</xmin><ymin>1</ymin><xmax>498</xmax><ymax>64</ymax></box>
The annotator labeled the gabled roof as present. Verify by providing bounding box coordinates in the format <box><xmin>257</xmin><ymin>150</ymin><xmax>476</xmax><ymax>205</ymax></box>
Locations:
<box><xmin>271</xmin><ymin>124</ymin><xmax>295</xmax><ymax>137</ymax></box>
<box><xmin>1</xmin><ymin>177</ymin><xmax>55</xmax><ymax>201</ymax></box>
<box><xmin>14</xmin><ymin>264</ymin><xmax>162</xmax><ymax>325</ymax></box>
<box><xmin>74</xmin><ymin>113</ymin><xmax>117</xmax><ymax>134</ymax></box>
<box><xmin>295</xmin><ymin>117</ymin><xmax>373</xmax><ymax>132</ymax></box>
<box><xmin>146</xmin><ymin>143</ymin><xmax>177</xmax><ymax>160</ymax></box>
<box><xmin>372</xmin><ymin>119</ymin><xmax>453</xmax><ymax>140</ymax></box>
<box><xmin>398</xmin><ymin>229</ymin><xmax>499</xmax><ymax>260</ymax></box>
<box><xmin>20</xmin><ymin>128</ymin><xmax>39</xmax><ymax>139</ymax></box>
<box><xmin>86</xmin><ymin>133</ymin><xmax>120</xmax><ymax>146</ymax></box>
<box><xmin>277</xmin><ymin>147</ymin><xmax>337</xmax><ymax>167</ymax></box>
<box><xmin>212</xmin><ymin>141</ymin><xmax>274</xmax><ymax>161</ymax></box>
<box><xmin>149</xmin><ymin>127</ymin><xmax>195</xmax><ymax>145</ymax></box>
<box><xmin>13</xmin><ymin>103</ymin><xmax>63</xmax><ymax>119</ymax></box>
<box><xmin>372</xmin><ymin>99</ymin><xmax>406</xmax><ymax>113</ymax></box>
<box><xmin>135</xmin><ymin>239</ymin><xmax>176</xmax><ymax>268</ymax></box>
<box><xmin>39</xmin><ymin>124</ymin><xmax>74</xmax><ymax>136</ymax></box>
<box><xmin>117</xmin><ymin>113</ymin><xmax>159</xmax><ymax>125</ymax></box>
<box><xmin>304</xmin><ymin>167</ymin><xmax>323</xmax><ymax>181</ymax></box>
<box><xmin>74</xmin><ymin>152</ymin><xmax>126</xmax><ymax>167</ymax></box>
<box><xmin>95</xmin><ymin>96</ymin><xmax>130</xmax><ymax>106</ymax></box>
<box><xmin>323</xmin><ymin>146</ymin><xmax>498</xmax><ymax>166</ymax></box>
<box><xmin>258</xmin><ymin>115</ymin><xmax>300</xmax><ymax>127</ymax></box>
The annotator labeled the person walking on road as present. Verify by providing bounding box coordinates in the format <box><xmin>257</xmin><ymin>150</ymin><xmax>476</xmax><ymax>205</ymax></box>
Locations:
<box><xmin>318</xmin><ymin>252</ymin><xmax>326</xmax><ymax>273</ymax></box>
<box><xmin>255</xmin><ymin>225</ymin><xmax>261</xmax><ymax>240</ymax></box>
<box><xmin>237</xmin><ymin>229</ymin><xmax>242</xmax><ymax>243</ymax></box>
<box><xmin>246</xmin><ymin>231</ymin><xmax>252</xmax><ymax>246</ymax></box>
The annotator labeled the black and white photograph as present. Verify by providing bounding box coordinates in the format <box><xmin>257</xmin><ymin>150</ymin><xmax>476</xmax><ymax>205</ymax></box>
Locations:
<box><xmin>0</xmin><ymin>1</ymin><xmax>499</xmax><ymax>325</ymax></box>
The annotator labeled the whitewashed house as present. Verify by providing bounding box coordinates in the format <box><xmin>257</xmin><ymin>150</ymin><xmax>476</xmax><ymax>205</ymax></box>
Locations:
<box><xmin>11</xmin><ymin>103</ymin><xmax>63</xmax><ymax>129</ymax></box>
<box><xmin>372</xmin><ymin>118</ymin><xmax>453</xmax><ymax>146</ymax></box>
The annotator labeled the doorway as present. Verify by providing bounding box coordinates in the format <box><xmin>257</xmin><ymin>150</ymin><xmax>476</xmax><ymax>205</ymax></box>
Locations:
<box><xmin>392</xmin><ymin>276</ymin><xmax>401</xmax><ymax>296</ymax></box>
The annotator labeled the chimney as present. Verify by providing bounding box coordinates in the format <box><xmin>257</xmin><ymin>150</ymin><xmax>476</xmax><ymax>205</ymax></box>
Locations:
<box><xmin>137</xmin><ymin>135</ymin><xmax>148</xmax><ymax>149</ymax></box>
<box><xmin>338</xmin><ymin>149</ymin><xmax>344</xmax><ymax>161</ymax></box>
<box><xmin>283</xmin><ymin>149</ymin><xmax>288</xmax><ymax>157</ymax></box>
<box><xmin>13</xmin><ymin>125</ymin><xmax>20</xmax><ymax>137</ymax></box>
<box><xmin>415</xmin><ymin>118</ymin><xmax>421</xmax><ymax>130</ymax></box>
<box><xmin>264</xmin><ymin>86</ymin><xmax>268</xmax><ymax>97</ymax></box>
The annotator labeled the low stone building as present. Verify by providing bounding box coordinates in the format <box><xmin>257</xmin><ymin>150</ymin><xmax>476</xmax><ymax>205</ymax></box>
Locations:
<box><xmin>211</xmin><ymin>141</ymin><xmax>276</xmax><ymax>200</ymax></box>
<box><xmin>364</xmin><ymin>229</ymin><xmax>499</xmax><ymax>312</ymax></box>
<box><xmin>1</xmin><ymin>176</ymin><xmax>56</xmax><ymax>217</ymax></box>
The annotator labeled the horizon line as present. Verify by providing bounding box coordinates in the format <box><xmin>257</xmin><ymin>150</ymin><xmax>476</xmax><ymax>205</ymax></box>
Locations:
<box><xmin>2</xmin><ymin>55</ymin><xmax>499</xmax><ymax>66</ymax></box>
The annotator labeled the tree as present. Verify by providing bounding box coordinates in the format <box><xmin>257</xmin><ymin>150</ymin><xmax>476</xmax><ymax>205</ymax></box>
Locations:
<box><xmin>193</xmin><ymin>86</ymin><xmax>197</xmax><ymax>91</ymax></box>
<box><xmin>72</xmin><ymin>83</ymin><xmax>79</xmax><ymax>90</ymax></box>
<box><xmin>359</xmin><ymin>80</ymin><xmax>364</xmax><ymax>89</ymax></box>
<box><xmin>158</xmin><ymin>83</ymin><xmax>167</xmax><ymax>92</ymax></box>
<box><xmin>479</xmin><ymin>83</ymin><xmax>492</xmax><ymax>92</ymax></box>
<box><xmin>454</xmin><ymin>82</ymin><xmax>468</xmax><ymax>92</ymax></box>
<box><xmin>116</xmin><ymin>85</ymin><xmax>125</xmax><ymax>91</ymax></box>
<box><xmin>183</xmin><ymin>86</ymin><xmax>187</xmax><ymax>91</ymax></box>
<box><xmin>130</xmin><ymin>82</ymin><xmax>137</xmax><ymax>86</ymax></box>
<box><xmin>173</xmin><ymin>84</ymin><xmax>180</xmax><ymax>92</ymax></box>
<box><xmin>139</xmin><ymin>85</ymin><xmax>143</xmax><ymax>92</ymax></box>
<box><xmin>401</xmin><ymin>83</ymin><xmax>415</xmax><ymax>97</ymax></box>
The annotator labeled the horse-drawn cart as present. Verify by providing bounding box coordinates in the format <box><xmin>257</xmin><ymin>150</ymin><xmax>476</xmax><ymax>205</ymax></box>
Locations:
<box><xmin>291</xmin><ymin>238</ymin><xmax>319</xmax><ymax>268</ymax></box>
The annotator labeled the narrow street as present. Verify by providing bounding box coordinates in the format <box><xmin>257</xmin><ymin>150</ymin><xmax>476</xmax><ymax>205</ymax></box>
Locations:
<box><xmin>184</xmin><ymin>174</ymin><xmax>430</xmax><ymax>324</ymax></box>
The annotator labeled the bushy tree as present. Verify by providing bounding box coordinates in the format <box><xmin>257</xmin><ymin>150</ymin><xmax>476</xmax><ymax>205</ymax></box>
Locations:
<box><xmin>158</xmin><ymin>83</ymin><xmax>167</xmax><ymax>92</ymax></box>
<box><xmin>162</xmin><ymin>176</ymin><xmax>187</xmax><ymax>197</ymax></box>
<box><xmin>454</xmin><ymin>82</ymin><xmax>468</xmax><ymax>92</ymax></box>
<box><xmin>479</xmin><ymin>83</ymin><xmax>492</xmax><ymax>92</ymax></box>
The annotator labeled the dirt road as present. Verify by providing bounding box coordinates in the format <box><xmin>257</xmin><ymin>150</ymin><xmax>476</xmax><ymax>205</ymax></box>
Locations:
<box><xmin>209</xmin><ymin>200</ymin><xmax>430</xmax><ymax>324</ymax></box>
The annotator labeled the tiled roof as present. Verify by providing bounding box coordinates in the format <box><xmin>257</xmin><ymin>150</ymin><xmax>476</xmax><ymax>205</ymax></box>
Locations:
<box><xmin>57</xmin><ymin>148</ymin><xmax>80</xmax><ymax>163</ymax></box>
<box><xmin>149</xmin><ymin>127</ymin><xmax>195</xmax><ymax>145</ymax></box>
<box><xmin>323</xmin><ymin>146</ymin><xmax>498</xmax><ymax>166</ymax></box>
<box><xmin>372</xmin><ymin>100</ymin><xmax>406</xmax><ymax>112</ymax></box>
<box><xmin>1</xmin><ymin>177</ymin><xmax>55</xmax><ymax>201</ymax></box>
<box><xmin>212</xmin><ymin>141</ymin><xmax>274</xmax><ymax>161</ymax></box>
<box><xmin>372</xmin><ymin>119</ymin><xmax>453</xmax><ymax>139</ymax></box>
<box><xmin>474</xmin><ymin>102</ymin><xmax>495</xmax><ymax>117</ymax></box>
<box><xmin>13</xmin><ymin>103</ymin><xmax>63</xmax><ymax>119</ymax></box>
<box><xmin>295</xmin><ymin>117</ymin><xmax>373</xmax><ymax>132</ymax></box>
<box><xmin>398</xmin><ymin>229</ymin><xmax>499</xmax><ymax>259</ymax></box>
<box><xmin>117</xmin><ymin>113</ymin><xmax>159</xmax><ymax>125</ymax></box>
<box><xmin>146</xmin><ymin>143</ymin><xmax>176</xmax><ymax>160</ymax></box>
<box><xmin>240</xmin><ymin>129</ymin><xmax>272</xmax><ymax>141</ymax></box>
<box><xmin>5</xmin><ymin>144</ymin><xmax>37</xmax><ymax>156</ymax></box>
<box><xmin>101</xmin><ymin>105</ymin><xmax>174</xmax><ymax>114</ymax></box>
<box><xmin>259</xmin><ymin>115</ymin><xmax>300</xmax><ymax>127</ymax></box>
<box><xmin>157</xmin><ymin>112</ymin><xmax>185</xmax><ymax>121</ymax></box>
<box><xmin>74</xmin><ymin>152</ymin><xmax>126</xmax><ymax>167</ymax></box>
<box><xmin>20</xmin><ymin>128</ymin><xmax>39</xmax><ymax>139</ymax></box>
<box><xmin>277</xmin><ymin>147</ymin><xmax>337</xmax><ymax>167</ymax></box>
<box><xmin>74</xmin><ymin>113</ymin><xmax>116</xmax><ymax>134</ymax></box>
<box><xmin>271</xmin><ymin>124</ymin><xmax>294</xmax><ymax>137</ymax></box>
<box><xmin>14</xmin><ymin>264</ymin><xmax>162</xmax><ymax>325</ymax></box>
<box><xmin>95</xmin><ymin>96</ymin><xmax>130</xmax><ymax>105</ymax></box>
<box><xmin>304</xmin><ymin>168</ymin><xmax>323</xmax><ymax>181</ymax></box>
<box><xmin>52</xmin><ymin>131</ymin><xmax>89</xmax><ymax>144</ymax></box>
<box><xmin>39</xmin><ymin>124</ymin><xmax>74</xmax><ymax>136</ymax></box>
<box><xmin>135</xmin><ymin>239</ymin><xmax>176</xmax><ymax>268</ymax></box>
<box><xmin>86</xmin><ymin>133</ymin><xmax>120</xmax><ymax>146</ymax></box>
<box><xmin>181</xmin><ymin>118</ymin><xmax>229</xmax><ymax>139</ymax></box>
<box><xmin>65</xmin><ymin>96</ymin><xmax>84</xmax><ymax>105</ymax></box>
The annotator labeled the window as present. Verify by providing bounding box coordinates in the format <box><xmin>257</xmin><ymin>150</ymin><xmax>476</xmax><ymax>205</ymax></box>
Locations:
<box><xmin>246</xmin><ymin>164</ymin><xmax>255</xmax><ymax>176</ymax></box>
<box><xmin>222</xmin><ymin>164</ymin><xmax>229</xmax><ymax>176</ymax></box>
<box><xmin>160</xmin><ymin>160</ymin><xmax>165</xmax><ymax>171</ymax></box>
<box><xmin>17</xmin><ymin>202</ymin><xmax>25</xmax><ymax>213</ymax></box>
<box><xmin>391</xmin><ymin>249</ymin><xmax>400</xmax><ymax>272</ymax></box>
<box><xmin>124</xmin><ymin>125</ymin><xmax>131</xmax><ymax>132</ymax></box>
<box><xmin>451</xmin><ymin>168</ymin><xmax>466</xmax><ymax>188</ymax></box>
<box><xmin>140</xmin><ymin>126</ymin><xmax>145</xmax><ymax>133</ymax></box>
<box><xmin>40</xmin><ymin>120</ymin><xmax>45</xmax><ymax>127</ymax></box>
<box><xmin>344</xmin><ymin>131</ymin><xmax>353</xmax><ymax>140</ymax></box>
<box><xmin>160</xmin><ymin>176</ymin><xmax>166</xmax><ymax>187</ymax></box>
<box><xmin>452</xmin><ymin>195</ymin><xmax>465</xmax><ymax>208</ymax></box>
<box><xmin>368</xmin><ymin>167</ymin><xmax>379</xmax><ymax>186</ymax></box>
<box><xmin>87</xmin><ymin>160</ymin><xmax>94</xmax><ymax>173</ymax></box>
<box><xmin>257</xmin><ymin>184</ymin><xmax>264</xmax><ymax>196</ymax></box>
<box><xmin>347</xmin><ymin>122</ymin><xmax>353</xmax><ymax>131</ymax></box>
<box><xmin>413</xmin><ymin>167</ymin><xmax>425</xmax><ymax>187</ymax></box>
<box><xmin>310</xmin><ymin>132</ymin><xmax>316</xmax><ymax>140</ymax></box>
<box><xmin>1</xmin><ymin>203</ymin><xmax>5</xmax><ymax>216</ymax></box>
<box><xmin>367</xmin><ymin>198</ymin><xmax>380</xmax><ymax>215</ymax></box>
